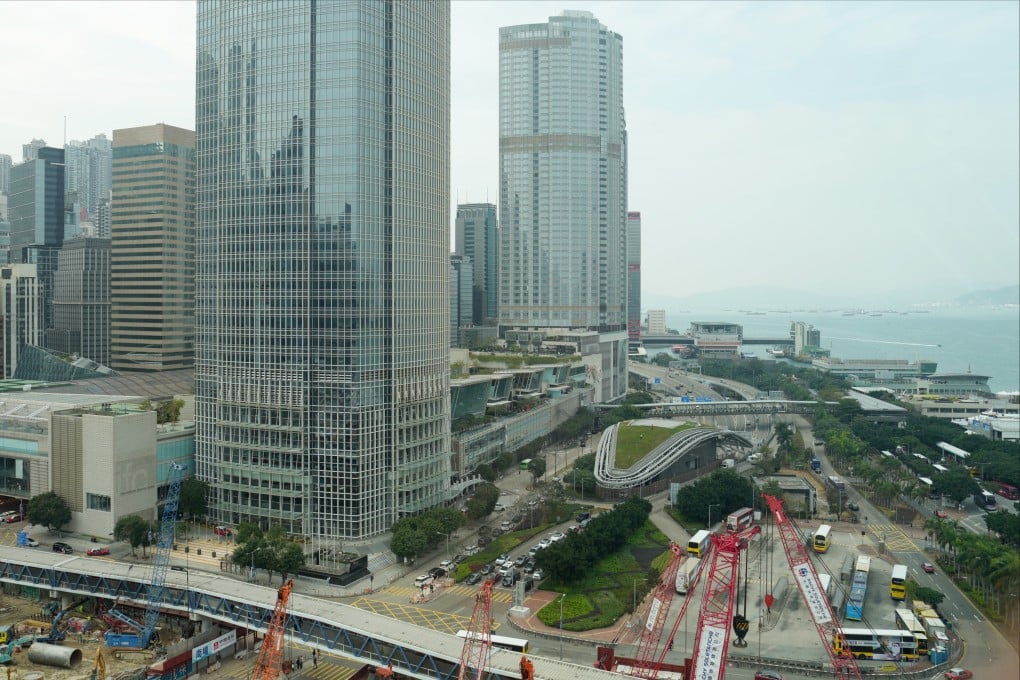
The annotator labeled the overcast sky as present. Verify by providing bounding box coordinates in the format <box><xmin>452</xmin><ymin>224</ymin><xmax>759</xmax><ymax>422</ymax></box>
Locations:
<box><xmin>1</xmin><ymin>1</ymin><xmax>1016</xmax><ymax>299</ymax></box>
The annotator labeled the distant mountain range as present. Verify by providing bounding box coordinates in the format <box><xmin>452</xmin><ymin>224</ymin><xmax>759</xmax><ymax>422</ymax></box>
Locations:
<box><xmin>644</xmin><ymin>284</ymin><xmax>1019</xmax><ymax>311</ymax></box>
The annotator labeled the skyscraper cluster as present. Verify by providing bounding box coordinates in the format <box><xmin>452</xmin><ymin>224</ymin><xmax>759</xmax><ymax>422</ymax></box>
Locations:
<box><xmin>0</xmin><ymin>3</ymin><xmax>642</xmax><ymax>544</ymax></box>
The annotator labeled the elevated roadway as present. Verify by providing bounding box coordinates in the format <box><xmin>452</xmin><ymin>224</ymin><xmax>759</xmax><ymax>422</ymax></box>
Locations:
<box><xmin>0</xmin><ymin>548</ymin><xmax>617</xmax><ymax>680</ymax></box>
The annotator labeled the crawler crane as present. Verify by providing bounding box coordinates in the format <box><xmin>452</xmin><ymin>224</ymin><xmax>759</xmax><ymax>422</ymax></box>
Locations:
<box><xmin>251</xmin><ymin>580</ymin><xmax>294</xmax><ymax>680</ymax></box>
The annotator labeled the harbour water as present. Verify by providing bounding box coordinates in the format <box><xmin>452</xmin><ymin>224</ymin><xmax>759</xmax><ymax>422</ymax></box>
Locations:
<box><xmin>658</xmin><ymin>307</ymin><xmax>1020</xmax><ymax>394</ymax></box>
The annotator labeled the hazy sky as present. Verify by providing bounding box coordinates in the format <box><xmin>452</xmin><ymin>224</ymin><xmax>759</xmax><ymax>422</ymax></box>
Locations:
<box><xmin>1</xmin><ymin>1</ymin><xmax>1017</xmax><ymax>299</ymax></box>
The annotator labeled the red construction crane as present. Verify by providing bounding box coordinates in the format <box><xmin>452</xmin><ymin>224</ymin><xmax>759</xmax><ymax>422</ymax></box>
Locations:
<box><xmin>761</xmin><ymin>494</ymin><xmax>863</xmax><ymax>680</ymax></box>
<box><xmin>631</xmin><ymin>543</ymin><xmax>686</xmax><ymax>678</ymax></box>
<box><xmin>252</xmin><ymin>579</ymin><xmax>294</xmax><ymax>680</ymax></box>
<box><xmin>458</xmin><ymin>578</ymin><xmax>495</xmax><ymax>680</ymax></box>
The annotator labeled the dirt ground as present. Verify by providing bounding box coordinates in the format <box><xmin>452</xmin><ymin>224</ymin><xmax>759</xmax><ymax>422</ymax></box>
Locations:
<box><xmin>0</xmin><ymin>595</ymin><xmax>150</xmax><ymax>680</ymax></box>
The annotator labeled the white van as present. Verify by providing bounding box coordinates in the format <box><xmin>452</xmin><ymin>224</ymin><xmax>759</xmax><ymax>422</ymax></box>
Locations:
<box><xmin>414</xmin><ymin>574</ymin><xmax>434</xmax><ymax>588</ymax></box>
<box><xmin>747</xmin><ymin>453</ymin><xmax>762</xmax><ymax>464</ymax></box>
<box><xmin>721</xmin><ymin>459</ymin><xmax>735</xmax><ymax>468</ymax></box>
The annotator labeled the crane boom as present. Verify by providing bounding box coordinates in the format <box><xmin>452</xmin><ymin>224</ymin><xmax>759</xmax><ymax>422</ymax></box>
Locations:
<box><xmin>458</xmin><ymin>578</ymin><xmax>495</xmax><ymax>680</ymax></box>
<box><xmin>762</xmin><ymin>494</ymin><xmax>862</xmax><ymax>680</ymax></box>
<box><xmin>631</xmin><ymin>543</ymin><xmax>685</xmax><ymax>678</ymax></box>
<box><xmin>687</xmin><ymin>527</ymin><xmax>760</xmax><ymax>680</ymax></box>
<box><xmin>105</xmin><ymin>462</ymin><xmax>185</xmax><ymax>648</ymax></box>
<box><xmin>252</xmin><ymin>580</ymin><xmax>294</xmax><ymax>680</ymax></box>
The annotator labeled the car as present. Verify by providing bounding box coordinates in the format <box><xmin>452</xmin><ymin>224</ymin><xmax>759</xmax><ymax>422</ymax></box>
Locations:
<box><xmin>922</xmin><ymin>562</ymin><xmax>935</xmax><ymax>573</ymax></box>
<box><xmin>439</xmin><ymin>560</ymin><xmax>453</xmax><ymax>571</ymax></box>
<box><xmin>3</xmin><ymin>513</ymin><xmax>23</xmax><ymax>523</ymax></box>
<box><xmin>528</xmin><ymin>545</ymin><xmax>541</xmax><ymax>557</ymax></box>
<box><xmin>214</xmin><ymin>525</ymin><xmax>232</xmax><ymax>536</ymax></box>
<box><xmin>532</xmin><ymin>568</ymin><xmax>544</xmax><ymax>580</ymax></box>
<box><xmin>550</xmin><ymin>531</ymin><xmax>566</xmax><ymax>542</ymax></box>
<box><xmin>414</xmin><ymin>574</ymin><xmax>434</xmax><ymax>587</ymax></box>
<box><xmin>23</xmin><ymin>538</ymin><xmax>39</xmax><ymax>547</ymax></box>
<box><xmin>500</xmin><ymin>521</ymin><xmax>514</xmax><ymax>531</ymax></box>
<box><xmin>935</xmin><ymin>509</ymin><xmax>948</xmax><ymax>518</ymax></box>
<box><xmin>527</xmin><ymin>500</ymin><xmax>538</xmax><ymax>508</ymax></box>
<box><xmin>429</xmin><ymin>567</ymin><xmax>447</xmax><ymax>579</ymax></box>
<box><xmin>480</xmin><ymin>563</ymin><xmax>494</xmax><ymax>575</ymax></box>
<box><xmin>944</xmin><ymin>668</ymin><xmax>972</xmax><ymax>680</ymax></box>
<box><xmin>514</xmin><ymin>555</ymin><xmax>527</xmax><ymax>567</ymax></box>
<box><xmin>465</xmin><ymin>572</ymin><xmax>482</xmax><ymax>585</ymax></box>
<box><xmin>52</xmin><ymin>542</ymin><xmax>73</xmax><ymax>554</ymax></box>
<box><xmin>494</xmin><ymin>504</ymin><xmax>506</xmax><ymax>513</ymax></box>
<box><xmin>539</xmin><ymin>538</ymin><xmax>552</xmax><ymax>549</ymax></box>
<box><xmin>86</xmin><ymin>547</ymin><xmax>110</xmax><ymax>556</ymax></box>
<box><xmin>501</xmin><ymin>570</ymin><xmax>520</xmax><ymax>587</ymax></box>
<box><xmin>847</xmin><ymin>501</ymin><xmax>860</xmax><ymax>512</ymax></box>
<box><xmin>754</xmin><ymin>671</ymin><xmax>784</xmax><ymax>680</ymax></box>
<box><xmin>451</xmin><ymin>554</ymin><xmax>464</xmax><ymax>565</ymax></box>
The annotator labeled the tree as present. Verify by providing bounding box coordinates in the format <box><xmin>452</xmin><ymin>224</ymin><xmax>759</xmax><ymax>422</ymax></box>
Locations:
<box><xmin>528</xmin><ymin>457</ymin><xmax>547</xmax><ymax>484</ymax></box>
<box><xmin>114</xmin><ymin>514</ymin><xmax>152</xmax><ymax>557</ymax></box>
<box><xmin>390</xmin><ymin>524</ymin><xmax>427</xmax><ymax>561</ymax></box>
<box><xmin>178</xmin><ymin>478</ymin><xmax>210</xmax><ymax>522</ymax></box>
<box><xmin>933</xmin><ymin>470</ymin><xmax>980</xmax><ymax>504</ymax></box>
<box><xmin>273</xmin><ymin>542</ymin><xmax>306</xmax><ymax>584</ymax></box>
<box><xmin>155</xmin><ymin>398</ymin><xmax>186</xmax><ymax>424</ymax></box>
<box><xmin>26</xmin><ymin>491</ymin><xmax>72</xmax><ymax>532</ymax></box>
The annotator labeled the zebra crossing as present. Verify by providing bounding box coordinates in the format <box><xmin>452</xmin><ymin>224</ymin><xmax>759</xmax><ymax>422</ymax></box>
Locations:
<box><xmin>382</xmin><ymin>584</ymin><xmax>513</xmax><ymax>603</ymax></box>
<box><xmin>299</xmin><ymin>660</ymin><xmax>364</xmax><ymax>680</ymax></box>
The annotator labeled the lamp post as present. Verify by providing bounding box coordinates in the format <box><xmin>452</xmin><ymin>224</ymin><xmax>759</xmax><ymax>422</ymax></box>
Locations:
<box><xmin>708</xmin><ymin>504</ymin><xmax>720</xmax><ymax>531</ymax></box>
<box><xmin>559</xmin><ymin>594</ymin><xmax>566</xmax><ymax>659</ymax></box>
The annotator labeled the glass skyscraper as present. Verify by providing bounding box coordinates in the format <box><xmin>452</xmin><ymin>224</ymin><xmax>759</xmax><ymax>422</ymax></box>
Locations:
<box><xmin>498</xmin><ymin>10</ymin><xmax>627</xmax><ymax>331</ymax></box>
<box><xmin>195</xmin><ymin>1</ymin><xmax>451</xmax><ymax>550</ymax></box>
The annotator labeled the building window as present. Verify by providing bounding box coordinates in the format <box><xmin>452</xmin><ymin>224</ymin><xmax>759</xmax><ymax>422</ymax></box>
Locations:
<box><xmin>86</xmin><ymin>493</ymin><xmax>111</xmax><ymax>512</ymax></box>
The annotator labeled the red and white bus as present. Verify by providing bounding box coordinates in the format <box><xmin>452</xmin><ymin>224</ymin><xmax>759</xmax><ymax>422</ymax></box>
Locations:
<box><xmin>995</xmin><ymin>482</ymin><xmax>1019</xmax><ymax>501</ymax></box>
<box><xmin>725</xmin><ymin>507</ymin><xmax>754</xmax><ymax>532</ymax></box>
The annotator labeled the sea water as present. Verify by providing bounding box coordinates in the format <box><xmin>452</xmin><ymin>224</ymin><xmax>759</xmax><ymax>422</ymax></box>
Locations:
<box><xmin>658</xmin><ymin>307</ymin><xmax>1020</xmax><ymax>394</ymax></box>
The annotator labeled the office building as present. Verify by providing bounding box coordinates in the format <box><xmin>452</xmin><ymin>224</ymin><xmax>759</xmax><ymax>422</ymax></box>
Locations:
<box><xmin>0</xmin><ymin>154</ymin><xmax>11</xmax><ymax>196</ymax></box>
<box><xmin>627</xmin><ymin>211</ymin><xmax>641</xmax><ymax>346</ymax></box>
<box><xmin>498</xmin><ymin>10</ymin><xmax>627</xmax><ymax>332</ymax></box>
<box><xmin>110</xmin><ymin>124</ymin><xmax>195</xmax><ymax>372</ymax></box>
<box><xmin>455</xmin><ymin>203</ymin><xmax>498</xmax><ymax>324</ymax></box>
<box><xmin>1</xmin><ymin>263</ymin><xmax>43</xmax><ymax>378</ymax></box>
<box><xmin>647</xmin><ymin>309</ymin><xmax>667</xmax><ymax>336</ymax></box>
<box><xmin>65</xmin><ymin>134</ymin><xmax>113</xmax><ymax>221</ymax></box>
<box><xmin>195</xmin><ymin>1</ymin><xmax>452</xmax><ymax>548</ymax></box>
<box><xmin>450</xmin><ymin>253</ymin><xmax>474</xmax><ymax>347</ymax></box>
<box><xmin>8</xmin><ymin>147</ymin><xmax>65</xmax><ymax>340</ymax></box>
<box><xmin>49</xmin><ymin>236</ymin><xmax>111</xmax><ymax>366</ymax></box>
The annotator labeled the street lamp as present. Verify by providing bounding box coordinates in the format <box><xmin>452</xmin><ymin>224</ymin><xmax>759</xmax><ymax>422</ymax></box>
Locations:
<box><xmin>708</xmin><ymin>504</ymin><xmax>720</xmax><ymax>531</ymax></box>
<box><xmin>559</xmin><ymin>594</ymin><xmax>566</xmax><ymax>659</ymax></box>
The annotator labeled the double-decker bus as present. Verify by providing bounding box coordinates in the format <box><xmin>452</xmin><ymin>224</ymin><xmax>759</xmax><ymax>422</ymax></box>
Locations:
<box><xmin>918</xmin><ymin>477</ymin><xmax>938</xmax><ymax>499</ymax></box>
<box><xmin>995</xmin><ymin>482</ymin><xmax>1019</xmax><ymax>501</ymax></box>
<box><xmin>834</xmin><ymin>628</ymin><xmax>924</xmax><ymax>660</ymax></box>
<box><xmin>889</xmin><ymin>564</ymin><xmax>908</xmax><ymax>601</ymax></box>
<box><xmin>725</xmin><ymin>507</ymin><xmax>754</xmax><ymax>532</ymax></box>
<box><xmin>813</xmin><ymin>524</ymin><xmax>832</xmax><ymax>553</ymax></box>
<box><xmin>893</xmin><ymin>607</ymin><xmax>928</xmax><ymax>648</ymax></box>
<box><xmin>687</xmin><ymin>530</ymin><xmax>711</xmax><ymax>558</ymax></box>
<box><xmin>456</xmin><ymin>631</ymin><xmax>529</xmax><ymax>653</ymax></box>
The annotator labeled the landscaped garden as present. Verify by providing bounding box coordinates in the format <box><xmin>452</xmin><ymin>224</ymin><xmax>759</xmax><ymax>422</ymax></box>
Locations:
<box><xmin>613</xmin><ymin>421</ymin><xmax>697</xmax><ymax>469</ymax></box>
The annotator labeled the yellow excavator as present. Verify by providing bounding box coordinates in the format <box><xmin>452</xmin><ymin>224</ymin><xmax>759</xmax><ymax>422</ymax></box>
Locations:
<box><xmin>90</xmin><ymin>649</ymin><xmax>107</xmax><ymax>680</ymax></box>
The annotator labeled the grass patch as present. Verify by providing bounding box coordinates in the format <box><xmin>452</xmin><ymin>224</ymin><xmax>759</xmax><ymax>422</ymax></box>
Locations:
<box><xmin>536</xmin><ymin>520</ymin><xmax>672</xmax><ymax>631</ymax></box>
<box><xmin>615</xmin><ymin>422</ymin><xmax>695</xmax><ymax>469</ymax></box>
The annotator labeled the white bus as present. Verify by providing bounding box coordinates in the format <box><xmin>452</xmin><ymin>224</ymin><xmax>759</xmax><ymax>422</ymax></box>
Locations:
<box><xmin>675</xmin><ymin>557</ymin><xmax>702</xmax><ymax>595</ymax></box>
<box><xmin>456</xmin><ymin>631</ymin><xmax>529</xmax><ymax>653</ymax></box>
<box><xmin>687</xmin><ymin>530</ymin><xmax>711</xmax><ymax>558</ymax></box>
<box><xmin>932</xmin><ymin>464</ymin><xmax>949</xmax><ymax>474</ymax></box>
<box><xmin>725</xmin><ymin>507</ymin><xmax>754</xmax><ymax>533</ymax></box>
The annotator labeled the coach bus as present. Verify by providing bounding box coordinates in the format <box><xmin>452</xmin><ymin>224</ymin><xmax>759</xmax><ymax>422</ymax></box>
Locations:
<box><xmin>813</xmin><ymin>524</ymin><xmax>832</xmax><ymax>553</ymax></box>
<box><xmin>889</xmin><ymin>564</ymin><xmax>908</xmax><ymax>601</ymax></box>
<box><xmin>687</xmin><ymin>530</ymin><xmax>711</xmax><ymax>558</ymax></box>
<box><xmin>726</xmin><ymin>507</ymin><xmax>754</xmax><ymax>532</ymax></box>
<box><xmin>456</xmin><ymin>631</ymin><xmax>529</xmax><ymax>653</ymax></box>
<box><xmin>834</xmin><ymin>628</ymin><xmax>924</xmax><ymax>660</ymax></box>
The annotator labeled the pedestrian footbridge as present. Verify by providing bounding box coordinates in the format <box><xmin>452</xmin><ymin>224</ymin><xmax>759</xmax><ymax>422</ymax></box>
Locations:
<box><xmin>595</xmin><ymin>399</ymin><xmax>831</xmax><ymax>418</ymax></box>
<box><xmin>594</xmin><ymin>424</ymin><xmax>753</xmax><ymax>489</ymax></box>
<box><xmin>0</xmin><ymin>548</ymin><xmax>615</xmax><ymax>680</ymax></box>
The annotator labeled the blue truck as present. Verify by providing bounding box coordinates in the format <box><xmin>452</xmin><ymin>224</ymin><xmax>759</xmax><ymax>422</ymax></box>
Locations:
<box><xmin>811</xmin><ymin>457</ymin><xmax>822</xmax><ymax>473</ymax></box>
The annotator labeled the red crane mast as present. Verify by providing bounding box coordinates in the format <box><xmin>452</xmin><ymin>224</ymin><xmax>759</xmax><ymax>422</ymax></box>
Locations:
<box><xmin>252</xmin><ymin>579</ymin><xmax>294</xmax><ymax>680</ymax></box>
<box><xmin>458</xmin><ymin>578</ymin><xmax>495</xmax><ymax>680</ymax></box>
<box><xmin>761</xmin><ymin>493</ymin><xmax>863</xmax><ymax>680</ymax></box>
<box><xmin>631</xmin><ymin>543</ymin><xmax>686</xmax><ymax>678</ymax></box>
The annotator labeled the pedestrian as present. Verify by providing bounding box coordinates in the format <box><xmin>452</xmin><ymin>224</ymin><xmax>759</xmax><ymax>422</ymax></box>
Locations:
<box><xmin>313</xmin><ymin>650</ymin><xmax>318</xmax><ymax>668</ymax></box>
<box><xmin>668</xmin><ymin>638</ymin><xmax>674</xmax><ymax>651</ymax></box>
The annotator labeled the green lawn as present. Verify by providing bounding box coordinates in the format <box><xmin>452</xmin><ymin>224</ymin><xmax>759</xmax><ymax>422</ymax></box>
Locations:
<box><xmin>614</xmin><ymin>421</ymin><xmax>696</xmax><ymax>469</ymax></box>
<box><xmin>535</xmin><ymin>521</ymin><xmax>672</xmax><ymax>631</ymax></box>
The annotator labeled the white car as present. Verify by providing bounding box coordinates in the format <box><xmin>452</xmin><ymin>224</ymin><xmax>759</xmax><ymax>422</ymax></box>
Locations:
<box><xmin>539</xmin><ymin>538</ymin><xmax>552</xmax><ymax>549</ymax></box>
<box><xmin>23</xmin><ymin>538</ymin><xmax>39</xmax><ymax>547</ymax></box>
<box><xmin>439</xmin><ymin>560</ymin><xmax>453</xmax><ymax>571</ymax></box>
<box><xmin>550</xmin><ymin>531</ymin><xmax>566</xmax><ymax>542</ymax></box>
<box><xmin>532</xmin><ymin>568</ymin><xmax>544</xmax><ymax>580</ymax></box>
<box><xmin>494</xmin><ymin>504</ymin><xmax>506</xmax><ymax>512</ymax></box>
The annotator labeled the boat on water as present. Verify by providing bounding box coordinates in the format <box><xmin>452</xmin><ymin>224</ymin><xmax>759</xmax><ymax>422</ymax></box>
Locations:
<box><xmin>767</xmin><ymin>348</ymin><xmax>786</xmax><ymax>358</ymax></box>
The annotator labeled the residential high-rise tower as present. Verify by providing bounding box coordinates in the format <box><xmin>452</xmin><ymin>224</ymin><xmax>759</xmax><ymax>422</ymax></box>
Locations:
<box><xmin>626</xmin><ymin>211</ymin><xmax>641</xmax><ymax>346</ymax></box>
<box><xmin>110</xmin><ymin>124</ymin><xmax>195</xmax><ymax>372</ymax></box>
<box><xmin>195</xmin><ymin>1</ymin><xmax>451</xmax><ymax>549</ymax></box>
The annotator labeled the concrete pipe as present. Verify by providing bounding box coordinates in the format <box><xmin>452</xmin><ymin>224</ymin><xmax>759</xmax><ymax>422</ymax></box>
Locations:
<box><xmin>28</xmin><ymin>642</ymin><xmax>83</xmax><ymax>668</ymax></box>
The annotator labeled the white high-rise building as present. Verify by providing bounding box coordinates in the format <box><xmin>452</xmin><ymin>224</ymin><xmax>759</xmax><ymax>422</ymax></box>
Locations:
<box><xmin>498</xmin><ymin>10</ymin><xmax>627</xmax><ymax>331</ymax></box>
<box><xmin>195</xmin><ymin>1</ymin><xmax>451</xmax><ymax>549</ymax></box>
<box><xmin>1</xmin><ymin>263</ymin><xmax>43</xmax><ymax>378</ymax></box>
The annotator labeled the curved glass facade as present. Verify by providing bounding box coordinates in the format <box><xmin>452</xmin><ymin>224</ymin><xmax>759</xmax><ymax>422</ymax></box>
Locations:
<box><xmin>195</xmin><ymin>1</ymin><xmax>451</xmax><ymax>548</ymax></box>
